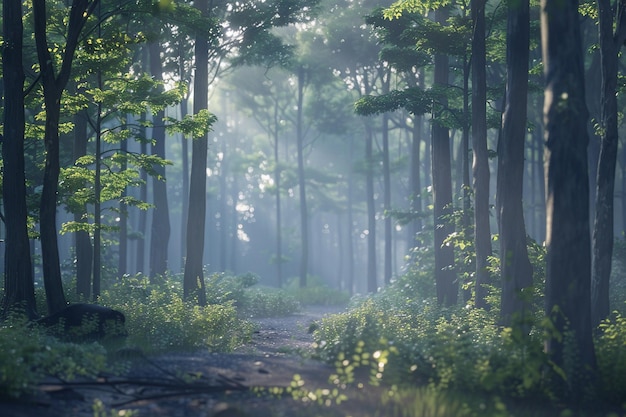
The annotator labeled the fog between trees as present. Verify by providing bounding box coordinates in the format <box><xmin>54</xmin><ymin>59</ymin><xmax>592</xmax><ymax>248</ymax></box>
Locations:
<box><xmin>2</xmin><ymin>0</ymin><xmax>626</xmax><ymax>396</ymax></box>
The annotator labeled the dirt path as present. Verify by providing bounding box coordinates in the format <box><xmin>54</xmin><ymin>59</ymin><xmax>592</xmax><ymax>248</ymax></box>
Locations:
<box><xmin>1</xmin><ymin>305</ymin><xmax>349</xmax><ymax>417</ymax></box>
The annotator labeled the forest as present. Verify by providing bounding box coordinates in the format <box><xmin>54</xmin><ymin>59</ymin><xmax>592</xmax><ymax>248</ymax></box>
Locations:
<box><xmin>1</xmin><ymin>0</ymin><xmax>626</xmax><ymax>415</ymax></box>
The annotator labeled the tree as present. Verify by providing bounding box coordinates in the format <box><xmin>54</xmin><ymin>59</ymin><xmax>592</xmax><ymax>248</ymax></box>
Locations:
<box><xmin>148</xmin><ymin>41</ymin><xmax>171</xmax><ymax>279</ymax></box>
<box><xmin>183</xmin><ymin>0</ymin><xmax>213</xmax><ymax>305</ymax></box>
<box><xmin>471</xmin><ymin>0</ymin><xmax>491</xmax><ymax>309</ymax></box>
<box><xmin>432</xmin><ymin>6</ymin><xmax>457</xmax><ymax>306</ymax></box>
<box><xmin>33</xmin><ymin>0</ymin><xmax>99</xmax><ymax>314</ymax></box>
<box><xmin>1</xmin><ymin>0</ymin><xmax>38</xmax><ymax>319</ymax></box>
<box><xmin>497</xmin><ymin>0</ymin><xmax>533</xmax><ymax>327</ymax></box>
<box><xmin>591</xmin><ymin>0</ymin><xmax>626</xmax><ymax>328</ymax></box>
<box><xmin>541</xmin><ymin>0</ymin><xmax>596</xmax><ymax>397</ymax></box>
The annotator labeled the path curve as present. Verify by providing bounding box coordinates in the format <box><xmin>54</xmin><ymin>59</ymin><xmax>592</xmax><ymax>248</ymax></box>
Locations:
<box><xmin>1</xmin><ymin>305</ymin><xmax>348</xmax><ymax>417</ymax></box>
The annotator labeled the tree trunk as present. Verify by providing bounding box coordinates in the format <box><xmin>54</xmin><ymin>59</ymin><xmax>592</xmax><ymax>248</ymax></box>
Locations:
<box><xmin>591</xmin><ymin>0</ymin><xmax>626</xmax><ymax>328</ymax></box>
<box><xmin>433</xmin><ymin>7</ymin><xmax>457</xmax><ymax>306</ymax></box>
<box><xmin>73</xmin><ymin>107</ymin><xmax>93</xmax><ymax>299</ymax></box>
<box><xmin>148</xmin><ymin>42</ymin><xmax>171</xmax><ymax>279</ymax></box>
<box><xmin>366</xmin><ymin>121</ymin><xmax>378</xmax><ymax>293</ymax></box>
<box><xmin>297</xmin><ymin>66</ymin><xmax>309</xmax><ymax>288</ymax></box>
<box><xmin>34</xmin><ymin>0</ymin><xmax>97</xmax><ymax>313</ymax></box>
<box><xmin>498</xmin><ymin>0</ymin><xmax>533</xmax><ymax>327</ymax></box>
<box><xmin>382</xmin><ymin>70</ymin><xmax>393</xmax><ymax>285</ymax></box>
<box><xmin>1</xmin><ymin>0</ymin><xmax>37</xmax><ymax>319</ymax></box>
<box><xmin>541</xmin><ymin>0</ymin><xmax>597</xmax><ymax>397</ymax></box>
<box><xmin>471</xmin><ymin>0</ymin><xmax>492</xmax><ymax>309</ymax></box>
<box><xmin>119</xmin><ymin>135</ymin><xmax>128</xmax><ymax>277</ymax></box>
<box><xmin>183</xmin><ymin>0</ymin><xmax>209</xmax><ymax>305</ymax></box>
<box><xmin>273</xmin><ymin>100</ymin><xmax>284</xmax><ymax>287</ymax></box>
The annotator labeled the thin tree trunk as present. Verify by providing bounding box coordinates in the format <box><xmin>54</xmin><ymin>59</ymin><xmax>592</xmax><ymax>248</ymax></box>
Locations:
<box><xmin>433</xmin><ymin>7</ymin><xmax>457</xmax><ymax>306</ymax></box>
<box><xmin>382</xmin><ymin>70</ymin><xmax>393</xmax><ymax>285</ymax></box>
<box><xmin>591</xmin><ymin>0</ymin><xmax>626</xmax><ymax>328</ymax></box>
<box><xmin>471</xmin><ymin>0</ymin><xmax>492</xmax><ymax>309</ymax></box>
<box><xmin>73</xmin><ymin>106</ymin><xmax>93</xmax><ymax>299</ymax></box>
<box><xmin>136</xmin><ymin>128</ymin><xmax>148</xmax><ymax>274</ymax></box>
<box><xmin>296</xmin><ymin>66</ymin><xmax>309</xmax><ymax>288</ymax></box>
<box><xmin>183</xmin><ymin>0</ymin><xmax>209</xmax><ymax>305</ymax></box>
<box><xmin>34</xmin><ymin>0</ymin><xmax>98</xmax><ymax>313</ymax></box>
<box><xmin>273</xmin><ymin>101</ymin><xmax>284</xmax><ymax>287</ymax></box>
<box><xmin>366</xmin><ymin>121</ymin><xmax>378</xmax><ymax>293</ymax></box>
<box><xmin>148</xmin><ymin>42</ymin><xmax>171</xmax><ymax>279</ymax></box>
<box><xmin>119</xmin><ymin>134</ymin><xmax>128</xmax><ymax>277</ymax></box>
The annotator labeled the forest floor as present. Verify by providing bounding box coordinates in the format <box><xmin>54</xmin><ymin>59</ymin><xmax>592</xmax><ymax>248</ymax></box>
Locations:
<box><xmin>1</xmin><ymin>305</ymin><xmax>388</xmax><ymax>417</ymax></box>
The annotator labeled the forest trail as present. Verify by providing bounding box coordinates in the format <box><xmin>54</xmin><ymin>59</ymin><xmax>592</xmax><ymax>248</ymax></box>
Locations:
<box><xmin>1</xmin><ymin>305</ymin><xmax>349</xmax><ymax>417</ymax></box>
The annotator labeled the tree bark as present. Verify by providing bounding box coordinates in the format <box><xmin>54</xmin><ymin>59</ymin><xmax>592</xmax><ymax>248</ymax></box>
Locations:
<box><xmin>471</xmin><ymin>0</ymin><xmax>492</xmax><ymax>309</ymax></box>
<box><xmin>382</xmin><ymin>70</ymin><xmax>393</xmax><ymax>285</ymax></box>
<box><xmin>541</xmin><ymin>0</ymin><xmax>597</xmax><ymax>397</ymax></box>
<box><xmin>366</xmin><ymin>121</ymin><xmax>378</xmax><ymax>293</ymax></box>
<box><xmin>1</xmin><ymin>0</ymin><xmax>37</xmax><ymax>319</ymax></box>
<box><xmin>296</xmin><ymin>65</ymin><xmax>309</xmax><ymax>288</ymax></box>
<box><xmin>273</xmin><ymin>100</ymin><xmax>284</xmax><ymax>287</ymax></box>
<box><xmin>148</xmin><ymin>42</ymin><xmax>171</xmax><ymax>280</ymax></box>
<box><xmin>498</xmin><ymin>0</ymin><xmax>533</xmax><ymax>327</ymax></box>
<box><xmin>183</xmin><ymin>0</ymin><xmax>209</xmax><ymax>305</ymax></box>
<box><xmin>33</xmin><ymin>0</ymin><xmax>98</xmax><ymax>313</ymax></box>
<box><xmin>433</xmin><ymin>7</ymin><xmax>457</xmax><ymax>306</ymax></box>
<box><xmin>73</xmin><ymin>107</ymin><xmax>93</xmax><ymax>299</ymax></box>
<box><xmin>591</xmin><ymin>0</ymin><xmax>626</xmax><ymax>328</ymax></box>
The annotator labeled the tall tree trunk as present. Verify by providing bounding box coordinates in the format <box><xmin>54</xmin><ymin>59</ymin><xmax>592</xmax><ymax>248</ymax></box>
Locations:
<box><xmin>347</xmin><ymin>135</ymin><xmax>356</xmax><ymax>295</ymax></box>
<box><xmin>591</xmin><ymin>0</ymin><xmax>626</xmax><ymax>328</ymax></box>
<box><xmin>382</xmin><ymin>70</ymin><xmax>393</xmax><ymax>285</ymax></box>
<box><xmin>1</xmin><ymin>0</ymin><xmax>37</xmax><ymax>319</ymax></box>
<box><xmin>73</xmin><ymin>107</ymin><xmax>93</xmax><ymax>299</ymax></box>
<box><xmin>136</xmin><ymin>131</ymin><xmax>148</xmax><ymax>274</ymax></box>
<box><xmin>148</xmin><ymin>42</ymin><xmax>171</xmax><ymax>279</ymax></box>
<box><xmin>183</xmin><ymin>0</ymin><xmax>209</xmax><ymax>305</ymax></box>
<box><xmin>433</xmin><ymin>7</ymin><xmax>457</xmax><ymax>306</ymax></box>
<box><xmin>409</xmin><ymin>115</ymin><xmax>423</xmax><ymax>243</ymax></box>
<box><xmin>34</xmin><ymin>0</ymin><xmax>97</xmax><ymax>313</ymax></box>
<box><xmin>366</xmin><ymin>121</ymin><xmax>378</xmax><ymax>293</ymax></box>
<box><xmin>471</xmin><ymin>0</ymin><xmax>492</xmax><ymax>309</ymax></box>
<box><xmin>93</xmin><ymin>90</ymin><xmax>102</xmax><ymax>300</ymax></box>
<box><xmin>541</xmin><ymin>0</ymin><xmax>597</xmax><ymax>397</ymax></box>
<box><xmin>273</xmin><ymin>101</ymin><xmax>284</xmax><ymax>287</ymax></box>
<box><xmin>118</xmin><ymin>134</ymin><xmax>128</xmax><ymax>277</ymax></box>
<box><xmin>296</xmin><ymin>66</ymin><xmax>309</xmax><ymax>288</ymax></box>
<box><xmin>461</xmin><ymin>55</ymin><xmax>472</xmax><ymax>302</ymax></box>
<box><xmin>180</xmin><ymin>102</ymin><xmax>190</xmax><ymax>272</ymax></box>
<box><xmin>498</xmin><ymin>0</ymin><xmax>533</xmax><ymax>327</ymax></box>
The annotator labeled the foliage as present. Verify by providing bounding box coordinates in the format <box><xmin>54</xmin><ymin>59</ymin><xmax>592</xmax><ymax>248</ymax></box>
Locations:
<box><xmin>312</xmin><ymin>233</ymin><xmax>554</xmax><ymax>400</ymax></box>
<box><xmin>240</xmin><ymin>286</ymin><xmax>302</xmax><ymax>318</ymax></box>
<box><xmin>596</xmin><ymin>312</ymin><xmax>626</xmax><ymax>403</ymax></box>
<box><xmin>0</xmin><ymin>314</ymin><xmax>107</xmax><ymax>398</ymax></box>
<box><xmin>100</xmin><ymin>274</ymin><xmax>253</xmax><ymax>353</ymax></box>
<box><xmin>285</xmin><ymin>275</ymin><xmax>351</xmax><ymax>306</ymax></box>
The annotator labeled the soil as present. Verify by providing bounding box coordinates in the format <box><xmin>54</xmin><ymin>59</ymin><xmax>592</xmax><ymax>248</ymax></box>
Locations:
<box><xmin>0</xmin><ymin>305</ymin><xmax>375</xmax><ymax>417</ymax></box>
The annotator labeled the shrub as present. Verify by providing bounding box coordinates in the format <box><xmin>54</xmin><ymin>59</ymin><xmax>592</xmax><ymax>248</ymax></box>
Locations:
<box><xmin>0</xmin><ymin>314</ymin><xmax>107</xmax><ymax>398</ymax></box>
<box><xmin>313</xmin><ymin>285</ymin><xmax>547</xmax><ymax>398</ymax></box>
<box><xmin>240</xmin><ymin>286</ymin><xmax>301</xmax><ymax>318</ymax></box>
<box><xmin>285</xmin><ymin>275</ymin><xmax>350</xmax><ymax>306</ymax></box>
<box><xmin>596</xmin><ymin>312</ymin><xmax>626</xmax><ymax>403</ymax></box>
<box><xmin>100</xmin><ymin>274</ymin><xmax>253</xmax><ymax>353</ymax></box>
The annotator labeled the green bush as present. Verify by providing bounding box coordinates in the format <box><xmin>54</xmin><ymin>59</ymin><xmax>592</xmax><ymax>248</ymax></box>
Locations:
<box><xmin>313</xmin><ymin>286</ymin><xmax>547</xmax><ymax>398</ymax></box>
<box><xmin>596</xmin><ymin>312</ymin><xmax>626</xmax><ymax>403</ymax></box>
<box><xmin>240</xmin><ymin>286</ymin><xmax>301</xmax><ymax>317</ymax></box>
<box><xmin>285</xmin><ymin>275</ymin><xmax>350</xmax><ymax>306</ymax></box>
<box><xmin>0</xmin><ymin>314</ymin><xmax>107</xmax><ymax>398</ymax></box>
<box><xmin>100</xmin><ymin>274</ymin><xmax>253</xmax><ymax>353</ymax></box>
